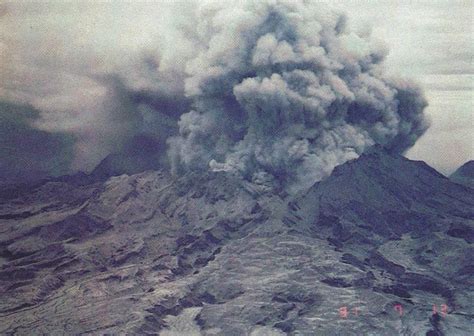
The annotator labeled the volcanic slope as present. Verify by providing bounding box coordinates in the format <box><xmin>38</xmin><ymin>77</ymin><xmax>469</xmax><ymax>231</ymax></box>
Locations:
<box><xmin>450</xmin><ymin>161</ymin><xmax>474</xmax><ymax>189</ymax></box>
<box><xmin>0</xmin><ymin>150</ymin><xmax>473</xmax><ymax>335</ymax></box>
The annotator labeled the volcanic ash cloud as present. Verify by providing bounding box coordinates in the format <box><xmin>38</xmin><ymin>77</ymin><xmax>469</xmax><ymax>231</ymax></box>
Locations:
<box><xmin>0</xmin><ymin>0</ymin><xmax>429</xmax><ymax>190</ymax></box>
<box><xmin>167</xmin><ymin>0</ymin><xmax>429</xmax><ymax>192</ymax></box>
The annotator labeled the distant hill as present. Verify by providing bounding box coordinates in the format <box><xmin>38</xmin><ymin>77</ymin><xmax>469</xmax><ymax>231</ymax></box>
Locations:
<box><xmin>450</xmin><ymin>160</ymin><xmax>474</xmax><ymax>188</ymax></box>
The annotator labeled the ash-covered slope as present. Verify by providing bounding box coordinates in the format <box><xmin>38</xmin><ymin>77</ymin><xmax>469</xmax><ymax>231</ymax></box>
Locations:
<box><xmin>0</xmin><ymin>151</ymin><xmax>473</xmax><ymax>335</ymax></box>
<box><xmin>450</xmin><ymin>161</ymin><xmax>474</xmax><ymax>189</ymax></box>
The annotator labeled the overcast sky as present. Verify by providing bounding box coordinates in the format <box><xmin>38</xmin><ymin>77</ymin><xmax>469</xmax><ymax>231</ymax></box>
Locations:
<box><xmin>327</xmin><ymin>0</ymin><xmax>473</xmax><ymax>174</ymax></box>
<box><xmin>0</xmin><ymin>0</ymin><xmax>472</xmax><ymax>178</ymax></box>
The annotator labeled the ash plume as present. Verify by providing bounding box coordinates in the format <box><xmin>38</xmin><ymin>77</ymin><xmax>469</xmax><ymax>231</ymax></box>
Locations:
<box><xmin>167</xmin><ymin>0</ymin><xmax>429</xmax><ymax>191</ymax></box>
<box><xmin>0</xmin><ymin>0</ymin><xmax>429</xmax><ymax>190</ymax></box>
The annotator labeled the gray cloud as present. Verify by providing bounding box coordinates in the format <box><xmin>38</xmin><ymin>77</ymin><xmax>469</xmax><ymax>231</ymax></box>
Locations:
<box><xmin>0</xmin><ymin>1</ymin><xmax>193</xmax><ymax>174</ymax></box>
<box><xmin>4</xmin><ymin>0</ymin><xmax>459</xmax><ymax>190</ymax></box>
<box><xmin>168</xmin><ymin>0</ymin><xmax>428</xmax><ymax>192</ymax></box>
<box><xmin>0</xmin><ymin>101</ymin><xmax>74</xmax><ymax>184</ymax></box>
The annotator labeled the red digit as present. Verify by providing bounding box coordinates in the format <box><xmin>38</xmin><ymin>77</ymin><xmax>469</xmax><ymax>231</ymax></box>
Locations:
<box><xmin>339</xmin><ymin>306</ymin><xmax>348</xmax><ymax>318</ymax></box>
<box><xmin>441</xmin><ymin>304</ymin><xmax>448</xmax><ymax>317</ymax></box>
<box><xmin>394</xmin><ymin>304</ymin><xmax>403</xmax><ymax>316</ymax></box>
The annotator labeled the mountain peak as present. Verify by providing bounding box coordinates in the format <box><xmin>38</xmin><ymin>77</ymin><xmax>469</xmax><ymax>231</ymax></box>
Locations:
<box><xmin>450</xmin><ymin>160</ymin><xmax>474</xmax><ymax>188</ymax></box>
<box><xmin>330</xmin><ymin>147</ymin><xmax>445</xmax><ymax>183</ymax></box>
<box><xmin>301</xmin><ymin>151</ymin><xmax>472</xmax><ymax>228</ymax></box>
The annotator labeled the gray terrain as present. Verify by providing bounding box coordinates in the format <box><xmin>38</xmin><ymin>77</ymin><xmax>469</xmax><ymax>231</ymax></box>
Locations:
<box><xmin>0</xmin><ymin>149</ymin><xmax>473</xmax><ymax>335</ymax></box>
<box><xmin>450</xmin><ymin>161</ymin><xmax>474</xmax><ymax>189</ymax></box>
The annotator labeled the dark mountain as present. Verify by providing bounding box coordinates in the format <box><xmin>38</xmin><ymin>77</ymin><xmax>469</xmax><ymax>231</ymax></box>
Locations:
<box><xmin>450</xmin><ymin>160</ymin><xmax>474</xmax><ymax>189</ymax></box>
<box><xmin>0</xmin><ymin>134</ymin><xmax>165</xmax><ymax>201</ymax></box>
<box><xmin>90</xmin><ymin>135</ymin><xmax>165</xmax><ymax>180</ymax></box>
<box><xmin>0</xmin><ymin>151</ymin><xmax>472</xmax><ymax>335</ymax></box>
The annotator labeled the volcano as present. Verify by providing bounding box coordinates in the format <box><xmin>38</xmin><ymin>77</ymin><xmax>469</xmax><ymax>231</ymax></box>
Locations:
<box><xmin>0</xmin><ymin>149</ymin><xmax>472</xmax><ymax>335</ymax></box>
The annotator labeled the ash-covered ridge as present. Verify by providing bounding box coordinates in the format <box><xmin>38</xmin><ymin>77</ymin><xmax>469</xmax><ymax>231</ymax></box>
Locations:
<box><xmin>450</xmin><ymin>160</ymin><xmax>474</xmax><ymax>189</ymax></box>
<box><xmin>0</xmin><ymin>150</ymin><xmax>473</xmax><ymax>335</ymax></box>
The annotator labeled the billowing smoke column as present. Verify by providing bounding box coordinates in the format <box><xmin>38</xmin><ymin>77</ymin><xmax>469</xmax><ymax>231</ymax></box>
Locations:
<box><xmin>0</xmin><ymin>0</ymin><xmax>429</xmax><ymax>190</ymax></box>
<box><xmin>167</xmin><ymin>0</ymin><xmax>429</xmax><ymax>192</ymax></box>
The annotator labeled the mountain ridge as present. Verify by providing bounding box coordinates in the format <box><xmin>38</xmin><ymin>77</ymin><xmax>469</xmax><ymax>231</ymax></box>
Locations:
<box><xmin>0</xmin><ymin>151</ymin><xmax>472</xmax><ymax>335</ymax></box>
<box><xmin>450</xmin><ymin>160</ymin><xmax>474</xmax><ymax>189</ymax></box>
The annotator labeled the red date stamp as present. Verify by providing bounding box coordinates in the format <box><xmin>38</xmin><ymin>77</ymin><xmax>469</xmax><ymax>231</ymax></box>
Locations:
<box><xmin>338</xmin><ymin>304</ymin><xmax>449</xmax><ymax>318</ymax></box>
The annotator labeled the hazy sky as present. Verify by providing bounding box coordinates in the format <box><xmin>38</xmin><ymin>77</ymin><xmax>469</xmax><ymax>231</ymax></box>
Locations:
<box><xmin>327</xmin><ymin>0</ymin><xmax>473</xmax><ymax>174</ymax></box>
<box><xmin>0</xmin><ymin>0</ymin><xmax>472</xmax><ymax>179</ymax></box>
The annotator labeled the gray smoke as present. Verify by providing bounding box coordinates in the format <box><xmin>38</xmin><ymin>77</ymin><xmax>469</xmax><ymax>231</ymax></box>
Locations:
<box><xmin>167</xmin><ymin>0</ymin><xmax>428</xmax><ymax>192</ymax></box>
<box><xmin>0</xmin><ymin>1</ymin><xmax>193</xmax><ymax>175</ymax></box>
<box><xmin>0</xmin><ymin>0</ymin><xmax>429</xmax><ymax>191</ymax></box>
